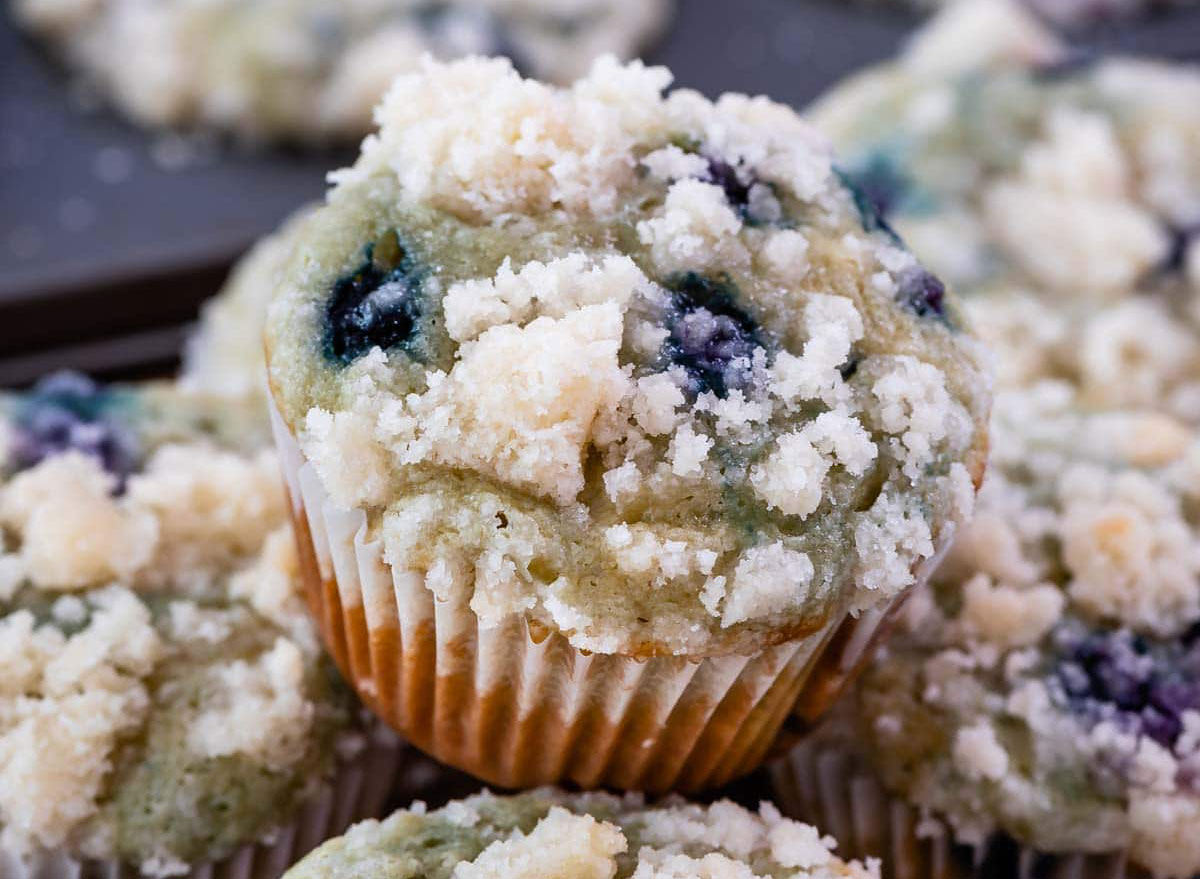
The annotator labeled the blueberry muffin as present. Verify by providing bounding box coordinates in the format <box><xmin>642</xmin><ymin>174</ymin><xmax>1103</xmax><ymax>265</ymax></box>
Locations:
<box><xmin>776</xmin><ymin>382</ymin><xmax>1200</xmax><ymax>879</ymax></box>
<box><xmin>264</xmin><ymin>56</ymin><xmax>991</xmax><ymax>791</ymax></box>
<box><xmin>14</xmin><ymin>0</ymin><xmax>672</xmax><ymax>142</ymax></box>
<box><xmin>282</xmin><ymin>789</ymin><xmax>879</xmax><ymax>879</ymax></box>
<box><xmin>184</xmin><ymin>206</ymin><xmax>316</xmax><ymax>405</ymax></box>
<box><xmin>810</xmin><ymin>0</ymin><xmax>1200</xmax><ymax>420</ymax></box>
<box><xmin>0</xmin><ymin>373</ymin><xmax>402</xmax><ymax>877</ymax></box>
<box><xmin>903</xmin><ymin>0</ymin><xmax>1197</xmax><ymax>31</ymax></box>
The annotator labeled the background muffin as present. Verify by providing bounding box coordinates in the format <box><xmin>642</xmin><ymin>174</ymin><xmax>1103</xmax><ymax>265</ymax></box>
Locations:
<box><xmin>264</xmin><ymin>55</ymin><xmax>991</xmax><ymax>791</ymax></box>
<box><xmin>183</xmin><ymin>206</ymin><xmax>317</xmax><ymax>407</ymax></box>
<box><xmin>13</xmin><ymin>0</ymin><xmax>673</xmax><ymax>142</ymax></box>
<box><xmin>282</xmin><ymin>789</ymin><xmax>879</xmax><ymax>879</ymax></box>
<box><xmin>777</xmin><ymin>383</ymin><xmax>1200</xmax><ymax>879</ymax></box>
<box><xmin>773</xmin><ymin>5</ymin><xmax>1200</xmax><ymax>872</ymax></box>
<box><xmin>810</xmin><ymin>0</ymin><xmax>1200</xmax><ymax>420</ymax></box>
<box><xmin>0</xmin><ymin>373</ymin><xmax>402</xmax><ymax>878</ymax></box>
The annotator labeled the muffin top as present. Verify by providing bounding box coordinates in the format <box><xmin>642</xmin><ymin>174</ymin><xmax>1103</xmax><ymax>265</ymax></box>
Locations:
<box><xmin>855</xmin><ymin>382</ymin><xmax>1200</xmax><ymax>878</ymax></box>
<box><xmin>184</xmin><ymin>206</ymin><xmax>316</xmax><ymax>405</ymax></box>
<box><xmin>0</xmin><ymin>373</ymin><xmax>357</xmax><ymax>875</ymax></box>
<box><xmin>810</xmin><ymin>0</ymin><xmax>1200</xmax><ymax>419</ymax></box>
<box><xmin>14</xmin><ymin>0</ymin><xmax>671</xmax><ymax>141</ymax></box>
<box><xmin>283</xmin><ymin>789</ymin><xmax>878</xmax><ymax>879</ymax></box>
<box><xmin>265</xmin><ymin>57</ymin><xmax>991</xmax><ymax>656</ymax></box>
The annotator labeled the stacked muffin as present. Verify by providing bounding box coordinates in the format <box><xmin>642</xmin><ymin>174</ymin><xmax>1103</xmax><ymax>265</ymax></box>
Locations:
<box><xmin>773</xmin><ymin>1</ymin><xmax>1200</xmax><ymax>876</ymax></box>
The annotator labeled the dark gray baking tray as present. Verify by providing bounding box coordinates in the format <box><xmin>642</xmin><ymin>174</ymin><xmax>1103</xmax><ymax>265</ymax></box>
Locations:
<box><xmin>2</xmin><ymin>0</ymin><xmax>1200</xmax><ymax>384</ymax></box>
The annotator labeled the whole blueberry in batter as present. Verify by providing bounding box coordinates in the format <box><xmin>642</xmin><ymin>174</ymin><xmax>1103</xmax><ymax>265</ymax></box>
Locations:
<box><xmin>8</xmin><ymin>371</ymin><xmax>138</xmax><ymax>485</ymax></box>
<box><xmin>324</xmin><ymin>232</ymin><xmax>424</xmax><ymax>365</ymax></box>
<box><xmin>663</xmin><ymin>273</ymin><xmax>762</xmax><ymax>398</ymax></box>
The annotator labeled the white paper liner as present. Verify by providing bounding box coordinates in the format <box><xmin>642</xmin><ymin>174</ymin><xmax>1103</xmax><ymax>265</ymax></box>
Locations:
<box><xmin>770</xmin><ymin>737</ymin><xmax>1142</xmax><ymax>879</ymax></box>
<box><xmin>0</xmin><ymin>725</ymin><xmax>406</xmax><ymax>879</ymax></box>
<box><xmin>268</xmin><ymin>396</ymin><xmax>919</xmax><ymax>794</ymax></box>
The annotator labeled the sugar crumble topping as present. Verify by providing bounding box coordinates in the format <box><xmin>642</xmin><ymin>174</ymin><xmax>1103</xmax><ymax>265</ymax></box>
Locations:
<box><xmin>286</xmin><ymin>790</ymin><xmax>878</xmax><ymax>879</ymax></box>
<box><xmin>271</xmin><ymin>56</ymin><xmax>990</xmax><ymax>655</ymax></box>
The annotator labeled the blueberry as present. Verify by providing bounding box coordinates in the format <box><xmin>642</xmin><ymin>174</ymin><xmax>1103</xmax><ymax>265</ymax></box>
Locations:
<box><xmin>1034</xmin><ymin>48</ymin><xmax>1100</xmax><ymax>80</ymax></box>
<box><xmin>663</xmin><ymin>273</ymin><xmax>761</xmax><ymax>398</ymax></box>
<box><xmin>8</xmin><ymin>371</ymin><xmax>139</xmax><ymax>486</ymax></box>
<box><xmin>836</xmin><ymin>160</ymin><xmax>907</xmax><ymax>242</ymax></box>
<box><xmin>842</xmin><ymin>155</ymin><xmax>913</xmax><ymax>224</ymax></box>
<box><xmin>896</xmin><ymin>267</ymin><xmax>946</xmax><ymax>318</ymax></box>
<box><xmin>324</xmin><ymin>232</ymin><xmax>424</xmax><ymax>365</ymax></box>
<box><xmin>1150</xmin><ymin>678</ymin><xmax>1200</xmax><ymax>719</ymax></box>
<box><xmin>1161</xmin><ymin>222</ymin><xmax>1199</xmax><ymax>275</ymax></box>
<box><xmin>1058</xmin><ymin>661</ymin><xmax>1092</xmax><ymax>698</ymax></box>
<box><xmin>1140</xmin><ymin>706</ymin><xmax>1183</xmax><ymax>748</ymax></box>
<box><xmin>1185</xmin><ymin>622</ymin><xmax>1200</xmax><ymax>646</ymax></box>
<box><xmin>704</xmin><ymin>155</ymin><xmax>754</xmax><ymax>216</ymax></box>
<box><xmin>1051</xmin><ymin>626</ymin><xmax>1200</xmax><ymax>751</ymax></box>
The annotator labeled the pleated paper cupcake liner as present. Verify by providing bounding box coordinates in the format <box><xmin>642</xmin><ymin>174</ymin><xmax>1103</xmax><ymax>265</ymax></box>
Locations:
<box><xmin>0</xmin><ymin>724</ymin><xmax>406</xmax><ymax>879</ymax></box>
<box><xmin>770</xmin><ymin>736</ymin><xmax>1140</xmax><ymax>879</ymax></box>
<box><xmin>269</xmin><ymin>396</ymin><xmax>921</xmax><ymax>794</ymax></box>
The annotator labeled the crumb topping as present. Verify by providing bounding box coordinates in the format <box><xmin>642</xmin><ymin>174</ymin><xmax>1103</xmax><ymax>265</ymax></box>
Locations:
<box><xmin>268</xmin><ymin>57</ymin><xmax>990</xmax><ymax>656</ymax></box>
<box><xmin>282</xmin><ymin>790</ymin><xmax>879</xmax><ymax>879</ymax></box>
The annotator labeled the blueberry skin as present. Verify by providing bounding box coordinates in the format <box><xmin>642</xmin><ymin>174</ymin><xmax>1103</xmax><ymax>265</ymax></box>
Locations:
<box><xmin>896</xmin><ymin>267</ymin><xmax>947</xmax><ymax>319</ymax></box>
<box><xmin>704</xmin><ymin>155</ymin><xmax>754</xmax><ymax>217</ymax></box>
<box><xmin>663</xmin><ymin>273</ymin><xmax>762</xmax><ymax>398</ymax></box>
<box><xmin>836</xmin><ymin>162</ymin><xmax>906</xmax><ymax>243</ymax></box>
<box><xmin>8</xmin><ymin>371</ymin><xmax>139</xmax><ymax>486</ymax></box>
<box><xmin>1052</xmin><ymin>626</ymin><xmax>1200</xmax><ymax>750</ymax></box>
<box><xmin>324</xmin><ymin>232</ymin><xmax>424</xmax><ymax>365</ymax></box>
<box><xmin>1162</xmin><ymin>222</ymin><xmax>1199</xmax><ymax>275</ymax></box>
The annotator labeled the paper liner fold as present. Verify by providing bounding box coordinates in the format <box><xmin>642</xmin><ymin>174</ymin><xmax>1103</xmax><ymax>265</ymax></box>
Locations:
<box><xmin>770</xmin><ymin>737</ymin><xmax>1140</xmax><ymax>879</ymax></box>
<box><xmin>0</xmin><ymin>726</ymin><xmax>406</xmax><ymax>879</ymax></box>
<box><xmin>270</xmin><ymin>397</ymin><xmax>914</xmax><ymax>794</ymax></box>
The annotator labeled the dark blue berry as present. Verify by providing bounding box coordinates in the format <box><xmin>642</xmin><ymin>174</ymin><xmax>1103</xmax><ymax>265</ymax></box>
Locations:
<box><xmin>1034</xmin><ymin>48</ymin><xmax>1100</xmax><ymax>81</ymax></box>
<box><xmin>1161</xmin><ymin>222</ymin><xmax>1199</xmax><ymax>275</ymax></box>
<box><xmin>836</xmin><ymin>160</ymin><xmax>908</xmax><ymax>243</ymax></box>
<box><xmin>1184</xmin><ymin>621</ymin><xmax>1200</xmax><ymax>647</ymax></box>
<box><xmin>324</xmin><ymin>232</ymin><xmax>424</xmax><ymax>365</ymax></box>
<box><xmin>841</xmin><ymin>155</ymin><xmax>913</xmax><ymax>225</ymax></box>
<box><xmin>704</xmin><ymin>156</ymin><xmax>754</xmax><ymax>216</ymax></box>
<box><xmin>1052</xmin><ymin>625</ymin><xmax>1200</xmax><ymax>749</ymax></box>
<box><xmin>896</xmin><ymin>267</ymin><xmax>947</xmax><ymax>318</ymax></box>
<box><xmin>838</xmin><ymin>354</ymin><xmax>861</xmax><ymax>381</ymax></box>
<box><xmin>8</xmin><ymin>371</ymin><xmax>139</xmax><ymax>486</ymax></box>
<box><xmin>663</xmin><ymin>273</ymin><xmax>761</xmax><ymax>398</ymax></box>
